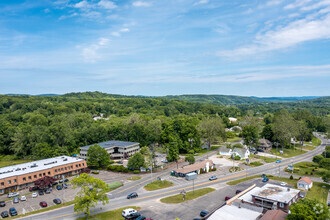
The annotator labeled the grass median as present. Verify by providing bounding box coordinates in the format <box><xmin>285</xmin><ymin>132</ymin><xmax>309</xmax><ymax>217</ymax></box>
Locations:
<box><xmin>144</xmin><ymin>180</ymin><xmax>173</xmax><ymax>191</ymax></box>
<box><xmin>76</xmin><ymin>206</ymin><xmax>141</xmax><ymax>220</ymax></box>
<box><xmin>127</xmin><ymin>176</ymin><xmax>142</xmax><ymax>181</ymax></box>
<box><xmin>160</xmin><ymin>187</ymin><xmax>215</xmax><ymax>204</ymax></box>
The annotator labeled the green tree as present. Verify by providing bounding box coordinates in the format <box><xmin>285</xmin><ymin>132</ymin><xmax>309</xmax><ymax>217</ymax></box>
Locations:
<box><xmin>261</xmin><ymin>124</ymin><xmax>274</xmax><ymax>141</ymax></box>
<box><xmin>87</xmin><ymin>144</ymin><xmax>111</xmax><ymax>169</ymax></box>
<box><xmin>241</xmin><ymin>125</ymin><xmax>259</xmax><ymax>148</ymax></box>
<box><xmin>167</xmin><ymin>142</ymin><xmax>180</xmax><ymax>162</ymax></box>
<box><xmin>319</xmin><ymin>158</ymin><xmax>330</xmax><ymax>169</ymax></box>
<box><xmin>288</xmin><ymin>198</ymin><xmax>329</xmax><ymax>220</ymax></box>
<box><xmin>321</xmin><ymin>170</ymin><xmax>330</xmax><ymax>183</ymax></box>
<box><xmin>198</xmin><ymin>117</ymin><xmax>226</xmax><ymax>149</ymax></box>
<box><xmin>140</xmin><ymin>146</ymin><xmax>151</xmax><ymax>156</ymax></box>
<box><xmin>185</xmin><ymin>154</ymin><xmax>195</xmax><ymax>164</ymax></box>
<box><xmin>127</xmin><ymin>152</ymin><xmax>145</xmax><ymax>170</ymax></box>
<box><xmin>312</xmin><ymin>155</ymin><xmax>324</xmax><ymax>164</ymax></box>
<box><xmin>72</xmin><ymin>173</ymin><xmax>110</xmax><ymax>219</ymax></box>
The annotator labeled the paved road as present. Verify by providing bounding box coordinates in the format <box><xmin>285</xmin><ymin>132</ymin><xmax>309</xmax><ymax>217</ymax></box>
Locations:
<box><xmin>19</xmin><ymin>134</ymin><xmax>328</xmax><ymax>220</ymax></box>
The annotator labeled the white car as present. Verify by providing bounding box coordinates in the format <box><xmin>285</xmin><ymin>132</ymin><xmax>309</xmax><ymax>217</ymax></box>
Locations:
<box><xmin>7</xmin><ymin>192</ymin><xmax>19</xmax><ymax>198</ymax></box>
<box><xmin>32</xmin><ymin>192</ymin><xmax>38</xmax><ymax>198</ymax></box>
<box><xmin>122</xmin><ymin>208</ymin><xmax>137</xmax><ymax>217</ymax></box>
<box><xmin>280</xmin><ymin>182</ymin><xmax>287</xmax><ymax>186</ymax></box>
<box><xmin>20</xmin><ymin>196</ymin><xmax>27</xmax><ymax>201</ymax></box>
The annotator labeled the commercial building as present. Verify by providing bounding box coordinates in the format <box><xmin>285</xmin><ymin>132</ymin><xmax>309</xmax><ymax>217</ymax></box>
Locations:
<box><xmin>79</xmin><ymin>140</ymin><xmax>140</xmax><ymax>160</ymax></box>
<box><xmin>172</xmin><ymin>159</ymin><xmax>215</xmax><ymax>177</ymax></box>
<box><xmin>0</xmin><ymin>156</ymin><xmax>86</xmax><ymax>194</ymax></box>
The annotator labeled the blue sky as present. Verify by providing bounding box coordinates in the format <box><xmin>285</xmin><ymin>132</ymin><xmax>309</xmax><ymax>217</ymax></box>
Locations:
<box><xmin>0</xmin><ymin>0</ymin><xmax>329</xmax><ymax>97</ymax></box>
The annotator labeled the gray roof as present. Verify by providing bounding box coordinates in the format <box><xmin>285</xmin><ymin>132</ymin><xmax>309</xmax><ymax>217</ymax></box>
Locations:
<box><xmin>80</xmin><ymin>140</ymin><xmax>139</xmax><ymax>150</ymax></box>
<box><xmin>233</xmin><ymin>148</ymin><xmax>247</xmax><ymax>156</ymax></box>
<box><xmin>251</xmin><ymin>183</ymin><xmax>300</xmax><ymax>203</ymax></box>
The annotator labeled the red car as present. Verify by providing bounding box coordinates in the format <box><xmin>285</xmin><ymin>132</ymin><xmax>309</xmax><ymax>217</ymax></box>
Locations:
<box><xmin>225</xmin><ymin>196</ymin><xmax>231</xmax><ymax>201</ymax></box>
<box><xmin>40</xmin><ymin>201</ymin><xmax>47</xmax><ymax>207</ymax></box>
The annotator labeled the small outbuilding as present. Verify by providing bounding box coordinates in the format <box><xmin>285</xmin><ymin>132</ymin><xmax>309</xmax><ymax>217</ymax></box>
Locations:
<box><xmin>297</xmin><ymin>177</ymin><xmax>313</xmax><ymax>190</ymax></box>
<box><xmin>258</xmin><ymin>138</ymin><xmax>272</xmax><ymax>152</ymax></box>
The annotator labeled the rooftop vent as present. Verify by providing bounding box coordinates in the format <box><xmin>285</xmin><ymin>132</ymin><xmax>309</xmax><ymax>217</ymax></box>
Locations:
<box><xmin>31</xmin><ymin>163</ymin><xmax>38</xmax><ymax>168</ymax></box>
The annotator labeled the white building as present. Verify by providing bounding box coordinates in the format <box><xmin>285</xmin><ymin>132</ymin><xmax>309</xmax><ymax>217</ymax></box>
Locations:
<box><xmin>297</xmin><ymin>177</ymin><xmax>313</xmax><ymax>190</ymax></box>
<box><xmin>232</xmin><ymin>148</ymin><xmax>250</xmax><ymax>159</ymax></box>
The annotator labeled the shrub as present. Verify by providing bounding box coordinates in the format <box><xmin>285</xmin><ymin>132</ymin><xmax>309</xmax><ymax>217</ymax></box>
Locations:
<box><xmin>312</xmin><ymin>155</ymin><xmax>324</xmax><ymax>164</ymax></box>
<box><xmin>290</xmin><ymin>175</ymin><xmax>293</xmax><ymax>179</ymax></box>
<box><xmin>234</xmin><ymin>155</ymin><xmax>241</xmax><ymax>160</ymax></box>
<box><xmin>300</xmin><ymin>165</ymin><xmax>308</xmax><ymax>168</ymax></box>
<box><xmin>91</xmin><ymin>171</ymin><xmax>99</xmax><ymax>174</ymax></box>
<box><xmin>133</xmin><ymin>170</ymin><xmax>140</xmax><ymax>174</ymax></box>
<box><xmin>107</xmin><ymin>165</ymin><xmax>129</xmax><ymax>173</ymax></box>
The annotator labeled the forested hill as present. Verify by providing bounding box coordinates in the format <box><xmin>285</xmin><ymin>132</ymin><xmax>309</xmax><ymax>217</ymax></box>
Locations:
<box><xmin>163</xmin><ymin>94</ymin><xmax>326</xmax><ymax>105</ymax></box>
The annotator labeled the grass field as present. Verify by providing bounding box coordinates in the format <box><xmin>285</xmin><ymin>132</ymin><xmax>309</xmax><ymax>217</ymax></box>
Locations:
<box><xmin>0</xmin><ymin>159</ymin><xmax>33</xmax><ymax>168</ymax></box>
<box><xmin>250</xmin><ymin>154</ymin><xmax>277</xmax><ymax>163</ymax></box>
<box><xmin>225</xmin><ymin>137</ymin><xmax>242</xmax><ymax>143</ymax></box>
<box><xmin>144</xmin><ymin>180</ymin><xmax>173</xmax><ymax>191</ymax></box>
<box><xmin>249</xmin><ymin>161</ymin><xmax>264</xmax><ymax>167</ymax></box>
<box><xmin>306</xmin><ymin>182</ymin><xmax>330</xmax><ymax>203</ymax></box>
<box><xmin>270</xmin><ymin>148</ymin><xmax>307</xmax><ymax>158</ymax></box>
<box><xmin>127</xmin><ymin>176</ymin><xmax>142</xmax><ymax>181</ymax></box>
<box><xmin>108</xmin><ymin>182</ymin><xmax>123</xmax><ymax>192</ymax></box>
<box><xmin>160</xmin><ymin>188</ymin><xmax>215</xmax><ymax>204</ymax></box>
<box><xmin>76</xmin><ymin>206</ymin><xmax>141</xmax><ymax>220</ymax></box>
<box><xmin>284</xmin><ymin>161</ymin><xmax>327</xmax><ymax>178</ymax></box>
<box><xmin>195</xmin><ymin>146</ymin><xmax>220</xmax><ymax>156</ymax></box>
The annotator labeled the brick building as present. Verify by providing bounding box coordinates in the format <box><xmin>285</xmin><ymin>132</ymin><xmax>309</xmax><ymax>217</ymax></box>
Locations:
<box><xmin>0</xmin><ymin>156</ymin><xmax>86</xmax><ymax>194</ymax></box>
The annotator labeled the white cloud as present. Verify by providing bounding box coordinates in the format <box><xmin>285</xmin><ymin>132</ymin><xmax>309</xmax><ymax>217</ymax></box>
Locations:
<box><xmin>218</xmin><ymin>13</ymin><xmax>330</xmax><ymax>58</ymax></box>
<box><xmin>98</xmin><ymin>0</ymin><xmax>117</xmax><ymax>9</ymax></box>
<box><xmin>132</xmin><ymin>1</ymin><xmax>151</xmax><ymax>7</ymax></box>
<box><xmin>301</xmin><ymin>0</ymin><xmax>330</xmax><ymax>11</ymax></box>
<box><xmin>59</xmin><ymin>12</ymin><xmax>78</xmax><ymax>20</ymax></box>
<box><xmin>111</xmin><ymin>28</ymin><xmax>130</xmax><ymax>37</ymax></box>
<box><xmin>111</xmin><ymin>32</ymin><xmax>120</xmax><ymax>37</ymax></box>
<box><xmin>73</xmin><ymin>0</ymin><xmax>91</xmax><ymax>9</ymax></box>
<box><xmin>120</xmin><ymin>28</ymin><xmax>130</xmax><ymax>32</ymax></box>
<box><xmin>193</xmin><ymin>0</ymin><xmax>209</xmax><ymax>6</ymax></box>
<box><xmin>81</xmin><ymin>37</ymin><xmax>109</xmax><ymax>63</ymax></box>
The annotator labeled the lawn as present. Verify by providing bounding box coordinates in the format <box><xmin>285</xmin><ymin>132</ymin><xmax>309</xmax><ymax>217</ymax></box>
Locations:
<box><xmin>311</xmin><ymin>136</ymin><xmax>321</xmax><ymax>146</ymax></box>
<box><xmin>76</xmin><ymin>206</ymin><xmax>141</xmax><ymax>220</ymax></box>
<box><xmin>0</xmin><ymin>159</ymin><xmax>33</xmax><ymax>168</ymax></box>
<box><xmin>160</xmin><ymin>188</ymin><xmax>215</xmax><ymax>204</ymax></box>
<box><xmin>284</xmin><ymin>161</ymin><xmax>327</xmax><ymax>178</ymax></box>
<box><xmin>301</xmin><ymin>144</ymin><xmax>316</xmax><ymax>151</ymax></box>
<box><xmin>249</xmin><ymin>161</ymin><xmax>264</xmax><ymax>167</ymax></box>
<box><xmin>127</xmin><ymin>176</ymin><xmax>142</xmax><ymax>181</ymax></box>
<box><xmin>249</xmin><ymin>154</ymin><xmax>277</xmax><ymax>163</ymax></box>
<box><xmin>306</xmin><ymin>182</ymin><xmax>330</xmax><ymax>204</ymax></box>
<box><xmin>108</xmin><ymin>182</ymin><xmax>123</xmax><ymax>192</ymax></box>
<box><xmin>270</xmin><ymin>148</ymin><xmax>307</xmax><ymax>158</ymax></box>
<box><xmin>144</xmin><ymin>180</ymin><xmax>173</xmax><ymax>191</ymax></box>
<box><xmin>195</xmin><ymin>146</ymin><xmax>220</xmax><ymax>156</ymax></box>
<box><xmin>225</xmin><ymin>137</ymin><xmax>242</xmax><ymax>143</ymax></box>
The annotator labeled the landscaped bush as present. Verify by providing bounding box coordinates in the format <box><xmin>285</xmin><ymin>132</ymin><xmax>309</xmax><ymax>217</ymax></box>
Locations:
<box><xmin>211</xmin><ymin>167</ymin><xmax>217</xmax><ymax>171</ymax></box>
<box><xmin>91</xmin><ymin>171</ymin><xmax>99</xmax><ymax>174</ymax></box>
<box><xmin>107</xmin><ymin>165</ymin><xmax>129</xmax><ymax>173</ymax></box>
<box><xmin>300</xmin><ymin>164</ymin><xmax>308</xmax><ymax>168</ymax></box>
<box><xmin>133</xmin><ymin>170</ymin><xmax>140</xmax><ymax>174</ymax></box>
<box><xmin>234</xmin><ymin>155</ymin><xmax>241</xmax><ymax>160</ymax></box>
<box><xmin>290</xmin><ymin>175</ymin><xmax>293</xmax><ymax>179</ymax></box>
<box><xmin>249</xmin><ymin>161</ymin><xmax>263</xmax><ymax>167</ymax></box>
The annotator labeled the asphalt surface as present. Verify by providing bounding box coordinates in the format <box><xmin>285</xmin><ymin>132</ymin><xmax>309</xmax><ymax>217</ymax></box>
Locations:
<box><xmin>18</xmin><ymin>133</ymin><xmax>328</xmax><ymax>220</ymax></box>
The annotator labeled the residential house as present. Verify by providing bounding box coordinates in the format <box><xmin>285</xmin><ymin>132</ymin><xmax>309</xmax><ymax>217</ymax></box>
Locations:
<box><xmin>228</xmin><ymin>117</ymin><xmax>238</xmax><ymax>123</ymax></box>
<box><xmin>219</xmin><ymin>146</ymin><xmax>233</xmax><ymax>156</ymax></box>
<box><xmin>172</xmin><ymin>159</ymin><xmax>214</xmax><ymax>177</ymax></box>
<box><xmin>297</xmin><ymin>177</ymin><xmax>313</xmax><ymax>190</ymax></box>
<box><xmin>233</xmin><ymin>148</ymin><xmax>250</xmax><ymax>159</ymax></box>
<box><xmin>258</xmin><ymin>138</ymin><xmax>272</xmax><ymax>152</ymax></box>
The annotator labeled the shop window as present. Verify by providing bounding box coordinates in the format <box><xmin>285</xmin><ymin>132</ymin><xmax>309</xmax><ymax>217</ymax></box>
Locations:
<box><xmin>39</xmin><ymin>174</ymin><xmax>42</xmax><ymax>177</ymax></box>
<box><xmin>28</xmin><ymin>176</ymin><xmax>32</xmax><ymax>180</ymax></box>
<box><xmin>34</xmin><ymin>175</ymin><xmax>37</xmax><ymax>178</ymax></box>
<box><xmin>23</xmin><ymin>178</ymin><xmax>26</xmax><ymax>181</ymax></box>
<box><xmin>8</xmin><ymin>180</ymin><xmax>11</xmax><ymax>184</ymax></box>
<box><xmin>48</xmin><ymin>172</ymin><xmax>50</xmax><ymax>175</ymax></box>
<box><xmin>13</xmin><ymin>179</ymin><xmax>17</xmax><ymax>183</ymax></box>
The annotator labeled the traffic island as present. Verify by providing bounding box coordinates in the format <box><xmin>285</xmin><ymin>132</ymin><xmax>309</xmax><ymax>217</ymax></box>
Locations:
<box><xmin>76</xmin><ymin>206</ymin><xmax>141</xmax><ymax>220</ymax></box>
<box><xmin>160</xmin><ymin>187</ymin><xmax>215</xmax><ymax>204</ymax></box>
<box><xmin>144</xmin><ymin>180</ymin><xmax>173</xmax><ymax>191</ymax></box>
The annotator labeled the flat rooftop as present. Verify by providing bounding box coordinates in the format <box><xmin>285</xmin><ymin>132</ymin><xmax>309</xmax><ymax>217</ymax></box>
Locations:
<box><xmin>208</xmin><ymin>203</ymin><xmax>262</xmax><ymax>220</ymax></box>
<box><xmin>239</xmin><ymin>186</ymin><xmax>262</xmax><ymax>203</ymax></box>
<box><xmin>80</xmin><ymin>140</ymin><xmax>139</xmax><ymax>150</ymax></box>
<box><xmin>252</xmin><ymin>183</ymin><xmax>300</xmax><ymax>203</ymax></box>
<box><xmin>0</xmin><ymin>156</ymin><xmax>83</xmax><ymax>179</ymax></box>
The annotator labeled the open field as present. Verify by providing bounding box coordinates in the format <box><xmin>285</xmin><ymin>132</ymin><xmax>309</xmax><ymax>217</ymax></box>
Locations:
<box><xmin>270</xmin><ymin>148</ymin><xmax>307</xmax><ymax>158</ymax></box>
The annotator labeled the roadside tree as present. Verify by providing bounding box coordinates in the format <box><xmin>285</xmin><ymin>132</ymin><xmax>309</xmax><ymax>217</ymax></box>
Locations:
<box><xmin>185</xmin><ymin>154</ymin><xmax>195</xmax><ymax>164</ymax></box>
<box><xmin>127</xmin><ymin>152</ymin><xmax>145</xmax><ymax>170</ymax></box>
<box><xmin>87</xmin><ymin>144</ymin><xmax>111</xmax><ymax>169</ymax></box>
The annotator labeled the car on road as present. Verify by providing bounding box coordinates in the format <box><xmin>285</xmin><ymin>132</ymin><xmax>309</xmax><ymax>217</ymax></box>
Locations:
<box><xmin>200</xmin><ymin>210</ymin><xmax>209</xmax><ymax>217</ymax></box>
<box><xmin>52</xmin><ymin>182</ymin><xmax>58</xmax><ymax>186</ymax></box>
<box><xmin>262</xmin><ymin>177</ymin><xmax>269</xmax><ymax>182</ymax></box>
<box><xmin>39</xmin><ymin>190</ymin><xmax>44</xmax><ymax>195</ymax></box>
<box><xmin>20</xmin><ymin>196</ymin><xmax>27</xmax><ymax>201</ymax></box>
<box><xmin>7</xmin><ymin>192</ymin><xmax>19</xmax><ymax>198</ymax></box>
<box><xmin>40</xmin><ymin>201</ymin><xmax>47</xmax><ymax>207</ymax></box>
<box><xmin>1</xmin><ymin>210</ymin><xmax>9</xmax><ymax>218</ymax></box>
<box><xmin>32</xmin><ymin>192</ymin><xmax>38</xmax><ymax>198</ymax></box>
<box><xmin>122</xmin><ymin>208</ymin><xmax>137</xmax><ymax>218</ymax></box>
<box><xmin>57</xmin><ymin>185</ymin><xmax>63</xmax><ymax>190</ymax></box>
<box><xmin>59</xmin><ymin>179</ymin><xmax>65</xmax><ymax>183</ymax></box>
<box><xmin>225</xmin><ymin>196</ymin><xmax>231</xmax><ymax>201</ymax></box>
<box><xmin>127</xmin><ymin>192</ymin><xmax>138</xmax><ymax>199</ymax></box>
<box><xmin>13</xmin><ymin>197</ymin><xmax>19</xmax><ymax>204</ymax></box>
<box><xmin>276</xmin><ymin>160</ymin><xmax>282</xmax><ymax>163</ymax></box>
<box><xmin>280</xmin><ymin>182</ymin><xmax>287</xmax><ymax>186</ymax></box>
<box><xmin>236</xmin><ymin>190</ymin><xmax>242</xmax><ymax>194</ymax></box>
<box><xmin>0</xmin><ymin>201</ymin><xmax>5</xmax><ymax>207</ymax></box>
<box><xmin>9</xmin><ymin>208</ymin><xmax>17</xmax><ymax>216</ymax></box>
<box><xmin>209</xmin><ymin>176</ymin><xmax>217</xmax><ymax>181</ymax></box>
<box><xmin>53</xmin><ymin>198</ymin><xmax>61</xmax><ymax>204</ymax></box>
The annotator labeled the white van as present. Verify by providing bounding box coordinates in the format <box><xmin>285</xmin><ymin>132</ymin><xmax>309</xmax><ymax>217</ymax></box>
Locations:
<box><xmin>122</xmin><ymin>208</ymin><xmax>137</xmax><ymax>217</ymax></box>
<box><xmin>7</xmin><ymin>192</ymin><xmax>19</xmax><ymax>198</ymax></box>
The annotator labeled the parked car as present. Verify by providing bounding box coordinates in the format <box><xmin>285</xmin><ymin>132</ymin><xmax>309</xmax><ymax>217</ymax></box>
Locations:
<box><xmin>59</xmin><ymin>179</ymin><xmax>64</xmax><ymax>183</ymax></box>
<box><xmin>39</xmin><ymin>190</ymin><xmax>44</xmax><ymax>195</ymax></box>
<box><xmin>280</xmin><ymin>182</ymin><xmax>287</xmax><ymax>186</ymax></box>
<box><xmin>63</xmin><ymin>183</ymin><xmax>68</xmax><ymax>189</ymax></box>
<box><xmin>40</xmin><ymin>201</ymin><xmax>47</xmax><ymax>207</ymax></box>
<box><xmin>236</xmin><ymin>190</ymin><xmax>242</xmax><ymax>194</ymax></box>
<box><xmin>225</xmin><ymin>196</ymin><xmax>231</xmax><ymax>201</ymax></box>
<box><xmin>32</xmin><ymin>192</ymin><xmax>38</xmax><ymax>198</ymax></box>
<box><xmin>257</xmin><ymin>149</ymin><xmax>264</xmax><ymax>152</ymax></box>
<box><xmin>200</xmin><ymin>210</ymin><xmax>209</xmax><ymax>217</ymax></box>
<box><xmin>13</xmin><ymin>197</ymin><xmax>19</xmax><ymax>204</ymax></box>
<box><xmin>20</xmin><ymin>196</ymin><xmax>27</xmax><ymax>201</ymax></box>
<box><xmin>64</xmin><ymin>178</ymin><xmax>69</xmax><ymax>182</ymax></box>
<box><xmin>122</xmin><ymin>208</ymin><xmax>137</xmax><ymax>217</ymax></box>
<box><xmin>125</xmin><ymin>212</ymin><xmax>141</xmax><ymax>219</ymax></box>
<box><xmin>45</xmin><ymin>188</ymin><xmax>51</xmax><ymax>194</ymax></box>
<box><xmin>276</xmin><ymin>160</ymin><xmax>282</xmax><ymax>163</ymax></box>
<box><xmin>7</xmin><ymin>192</ymin><xmax>19</xmax><ymax>198</ymax></box>
<box><xmin>52</xmin><ymin>182</ymin><xmax>59</xmax><ymax>186</ymax></box>
<box><xmin>1</xmin><ymin>211</ymin><xmax>9</xmax><ymax>218</ymax></box>
<box><xmin>29</xmin><ymin>186</ymin><xmax>38</xmax><ymax>192</ymax></box>
<box><xmin>209</xmin><ymin>176</ymin><xmax>217</xmax><ymax>181</ymax></box>
<box><xmin>135</xmin><ymin>216</ymin><xmax>147</xmax><ymax>220</ymax></box>
<box><xmin>53</xmin><ymin>198</ymin><xmax>61</xmax><ymax>204</ymax></box>
<box><xmin>56</xmin><ymin>185</ymin><xmax>63</xmax><ymax>190</ymax></box>
<box><xmin>254</xmin><ymin>151</ymin><xmax>258</xmax><ymax>155</ymax></box>
<box><xmin>117</xmin><ymin>161</ymin><xmax>123</xmax><ymax>164</ymax></box>
<box><xmin>0</xmin><ymin>201</ymin><xmax>5</xmax><ymax>207</ymax></box>
<box><xmin>261</xmin><ymin>174</ymin><xmax>266</xmax><ymax>178</ymax></box>
<box><xmin>127</xmin><ymin>192</ymin><xmax>138</xmax><ymax>199</ymax></box>
<box><xmin>9</xmin><ymin>208</ymin><xmax>17</xmax><ymax>216</ymax></box>
<box><xmin>262</xmin><ymin>177</ymin><xmax>269</xmax><ymax>182</ymax></box>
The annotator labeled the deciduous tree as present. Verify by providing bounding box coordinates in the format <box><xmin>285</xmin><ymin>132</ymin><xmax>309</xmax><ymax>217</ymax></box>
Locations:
<box><xmin>87</xmin><ymin>144</ymin><xmax>111</xmax><ymax>169</ymax></box>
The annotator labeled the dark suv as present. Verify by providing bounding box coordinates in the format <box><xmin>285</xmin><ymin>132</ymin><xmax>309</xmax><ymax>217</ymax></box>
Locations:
<box><xmin>0</xmin><ymin>201</ymin><xmax>5</xmax><ymax>207</ymax></box>
<box><xmin>9</xmin><ymin>208</ymin><xmax>17</xmax><ymax>216</ymax></box>
<box><xmin>1</xmin><ymin>211</ymin><xmax>9</xmax><ymax>218</ymax></box>
<box><xmin>127</xmin><ymin>192</ymin><xmax>138</xmax><ymax>199</ymax></box>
